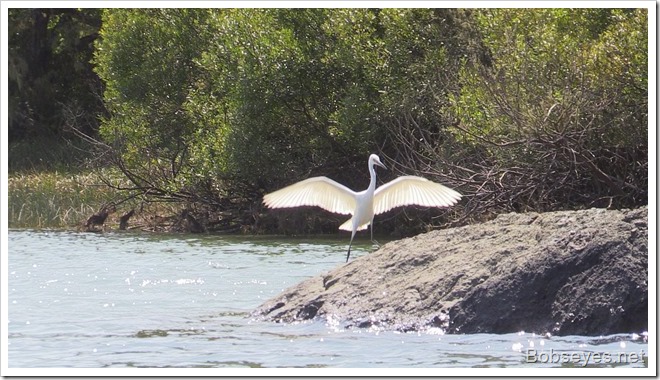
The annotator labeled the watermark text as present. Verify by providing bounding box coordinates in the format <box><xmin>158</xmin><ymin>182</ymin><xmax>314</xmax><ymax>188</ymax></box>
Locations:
<box><xmin>526</xmin><ymin>348</ymin><xmax>646</xmax><ymax>367</ymax></box>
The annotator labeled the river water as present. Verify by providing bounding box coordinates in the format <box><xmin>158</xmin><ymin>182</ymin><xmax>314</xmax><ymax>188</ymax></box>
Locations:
<box><xmin>5</xmin><ymin>229</ymin><xmax>650</xmax><ymax>373</ymax></box>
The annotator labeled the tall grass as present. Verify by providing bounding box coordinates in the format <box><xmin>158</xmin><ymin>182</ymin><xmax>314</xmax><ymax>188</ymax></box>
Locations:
<box><xmin>8</xmin><ymin>137</ymin><xmax>187</xmax><ymax>230</ymax></box>
<box><xmin>8</xmin><ymin>136</ymin><xmax>130</xmax><ymax>229</ymax></box>
<box><xmin>8</xmin><ymin>170</ymin><xmax>123</xmax><ymax>228</ymax></box>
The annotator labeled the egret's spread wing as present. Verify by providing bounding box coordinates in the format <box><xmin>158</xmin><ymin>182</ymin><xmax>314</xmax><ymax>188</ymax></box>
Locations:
<box><xmin>338</xmin><ymin>218</ymin><xmax>370</xmax><ymax>232</ymax></box>
<box><xmin>263</xmin><ymin>176</ymin><xmax>357</xmax><ymax>215</ymax></box>
<box><xmin>373</xmin><ymin>176</ymin><xmax>462</xmax><ymax>215</ymax></box>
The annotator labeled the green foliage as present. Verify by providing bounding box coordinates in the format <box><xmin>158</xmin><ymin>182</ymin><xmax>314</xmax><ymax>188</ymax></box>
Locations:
<box><xmin>96</xmin><ymin>9</ymin><xmax>477</xmax><ymax>195</ymax></box>
<box><xmin>90</xmin><ymin>8</ymin><xmax>647</xmax><ymax>229</ymax></box>
<box><xmin>10</xmin><ymin>7</ymin><xmax>648</xmax><ymax>232</ymax></box>
<box><xmin>445</xmin><ymin>8</ymin><xmax>647</xmax><ymax>211</ymax></box>
<box><xmin>451</xmin><ymin>8</ymin><xmax>647</xmax><ymax>147</ymax></box>
<box><xmin>586</xmin><ymin>9</ymin><xmax>647</xmax><ymax>146</ymax></box>
<box><xmin>207</xmin><ymin>9</ymin><xmax>344</xmax><ymax>185</ymax></box>
<box><xmin>95</xmin><ymin>9</ymin><xmax>214</xmax><ymax>195</ymax></box>
<box><xmin>196</xmin><ymin>9</ymin><xmax>382</xmax><ymax>189</ymax></box>
<box><xmin>8</xmin><ymin>8</ymin><xmax>103</xmax><ymax>140</ymax></box>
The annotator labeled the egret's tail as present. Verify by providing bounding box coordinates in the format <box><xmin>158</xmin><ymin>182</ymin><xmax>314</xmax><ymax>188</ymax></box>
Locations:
<box><xmin>338</xmin><ymin>218</ymin><xmax>369</xmax><ymax>232</ymax></box>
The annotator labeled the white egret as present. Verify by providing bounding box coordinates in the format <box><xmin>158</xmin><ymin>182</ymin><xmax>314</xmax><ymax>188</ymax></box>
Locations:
<box><xmin>263</xmin><ymin>154</ymin><xmax>462</xmax><ymax>261</ymax></box>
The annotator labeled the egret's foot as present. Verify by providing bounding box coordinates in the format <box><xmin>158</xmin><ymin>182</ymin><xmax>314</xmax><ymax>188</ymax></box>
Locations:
<box><xmin>371</xmin><ymin>239</ymin><xmax>381</xmax><ymax>248</ymax></box>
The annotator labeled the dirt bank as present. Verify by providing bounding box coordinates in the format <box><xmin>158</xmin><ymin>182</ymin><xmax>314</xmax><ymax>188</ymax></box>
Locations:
<box><xmin>252</xmin><ymin>206</ymin><xmax>648</xmax><ymax>336</ymax></box>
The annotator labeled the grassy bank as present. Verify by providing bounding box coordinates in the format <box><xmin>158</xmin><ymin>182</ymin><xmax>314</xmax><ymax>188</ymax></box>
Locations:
<box><xmin>8</xmin><ymin>170</ymin><xmax>122</xmax><ymax>229</ymax></box>
<box><xmin>7</xmin><ymin>168</ymin><xmax>202</xmax><ymax>231</ymax></box>
<box><xmin>8</xmin><ymin>137</ymin><xmax>126</xmax><ymax>229</ymax></box>
<box><xmin>8</xmin><ymin>138</ymin><xmax>224</xmax><ymax>232</ymax></box>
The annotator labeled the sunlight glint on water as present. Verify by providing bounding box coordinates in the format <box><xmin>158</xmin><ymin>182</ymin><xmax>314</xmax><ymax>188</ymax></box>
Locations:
<box><xmin>7</xmin><ymin>230</ymin><xmax>648</xmax><ymax>368</ymax></box>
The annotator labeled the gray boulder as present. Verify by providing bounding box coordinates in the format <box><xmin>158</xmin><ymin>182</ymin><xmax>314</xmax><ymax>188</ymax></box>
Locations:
<box><xmin>253</xmin><ymin>207</ymin><xmax>648</xmax><ymax>336</ymax></box>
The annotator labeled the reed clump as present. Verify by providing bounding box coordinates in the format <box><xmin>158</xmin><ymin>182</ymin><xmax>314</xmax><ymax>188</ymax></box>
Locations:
<box><xmin>8</xmin><ymin>170</ymin><xmax>122</xmax><ymax>229</ymax></box>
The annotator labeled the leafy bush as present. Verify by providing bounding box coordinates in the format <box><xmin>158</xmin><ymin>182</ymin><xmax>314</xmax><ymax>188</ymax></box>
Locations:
<box><xmin>95</xmin><ymin>9</ymin><xmax>214</xmax><ymax>199</ymax></box>
<box><xmin>91</xmin><ymin>8</ymin><xmax>648</xmax><ymax>232</ymax></box>
<box><xmin>393</xmin><ymin>8</ymin><xmax>647</xmax><ymax>221</ymax></box>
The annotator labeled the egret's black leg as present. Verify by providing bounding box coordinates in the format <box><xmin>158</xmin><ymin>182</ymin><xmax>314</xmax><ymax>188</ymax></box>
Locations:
<box><xmin>346</xmin><ymin>232</ymin><xmax>356</xmax><ymax>262</ymax></box>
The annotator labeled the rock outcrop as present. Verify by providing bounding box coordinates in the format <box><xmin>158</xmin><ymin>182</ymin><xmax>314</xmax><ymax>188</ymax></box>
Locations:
<box><xmin>253</xmin><ymin>207</ymin><xmax>648</xmax><ymax>336</ymax></box>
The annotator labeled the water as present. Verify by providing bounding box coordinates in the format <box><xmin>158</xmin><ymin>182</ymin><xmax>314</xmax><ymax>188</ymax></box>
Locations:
<box><xmin>6</xmin><ymin>229</ymin><xmax>649</xmax><ymax>371</ymax></box>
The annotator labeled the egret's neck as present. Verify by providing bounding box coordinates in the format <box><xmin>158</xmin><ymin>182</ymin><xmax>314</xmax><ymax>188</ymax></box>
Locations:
<box><xmin>368</xmin><ymin>163</ymin><xmax>378</xmax><ymax>193</ymax></box>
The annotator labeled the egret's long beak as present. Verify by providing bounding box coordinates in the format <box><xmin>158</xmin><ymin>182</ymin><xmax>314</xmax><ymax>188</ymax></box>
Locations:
<box><xmin>376</xmin><ymin>161</ymin><xmax>386</xmax><ymax>170</ymax></box>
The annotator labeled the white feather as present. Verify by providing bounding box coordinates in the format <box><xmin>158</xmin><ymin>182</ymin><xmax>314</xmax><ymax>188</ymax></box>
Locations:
<box><xmin>262</xmin><ymin>176</ymin><xmax>356</xmax><ymax>215</ymax></box>
<box><xmin>263</xmin><ymin>154</ymin><xmax>462</xmax><ymax>261</ymax></box>
<box><xmin>373</xmin><ymin>176</ymin><xmax>462</xmax><ymax>215</ymax></box>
